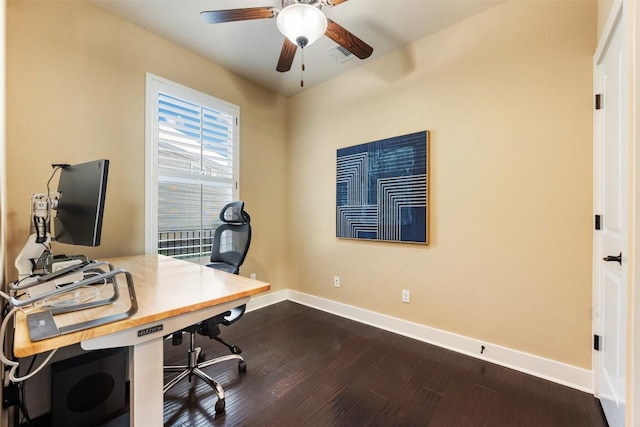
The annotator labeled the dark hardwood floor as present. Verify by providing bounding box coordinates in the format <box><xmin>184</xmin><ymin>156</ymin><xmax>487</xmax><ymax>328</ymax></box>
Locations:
<box><xmin>163</xmin><ymin>301</ymin><xmax>607</xmax><ymax>427</ymax></box>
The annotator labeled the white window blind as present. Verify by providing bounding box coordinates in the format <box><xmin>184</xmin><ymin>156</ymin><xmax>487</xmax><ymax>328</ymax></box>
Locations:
<box><xmin>146</xmin><ymin>74</ymin><xmax>239</xmax><ymax>259</ymax></box>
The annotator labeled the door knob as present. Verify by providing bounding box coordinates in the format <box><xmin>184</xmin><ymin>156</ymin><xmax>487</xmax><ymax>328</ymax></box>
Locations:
<box><xmin>602</xmin><ymin>252</ymin><xmax>622</xmax><ymax>265</ymax></box>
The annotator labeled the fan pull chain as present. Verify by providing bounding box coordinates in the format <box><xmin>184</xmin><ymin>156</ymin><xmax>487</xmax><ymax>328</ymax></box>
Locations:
<box><xmin>300</xmin><ymin>48</ymin><xmax>305</xmax><ymax>87</ymax></box>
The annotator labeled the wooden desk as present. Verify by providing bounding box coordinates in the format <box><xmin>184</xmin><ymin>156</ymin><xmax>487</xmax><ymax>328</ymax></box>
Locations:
<box><xmin>13</xmin><ymin>254</ymin><xmax>270</xmax><ymax>426</ymax></box>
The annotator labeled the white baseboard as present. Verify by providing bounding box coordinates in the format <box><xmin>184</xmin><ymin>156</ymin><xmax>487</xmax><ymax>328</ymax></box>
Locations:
<box><xmin>246</xmin><ymin>289</ymin><xmax>288</xmax><ymax>312</ymax></box>
<box><xmin>247</xmin><ymin>289</ymin><xmax>593</xmax><ymax>394</ymax></box>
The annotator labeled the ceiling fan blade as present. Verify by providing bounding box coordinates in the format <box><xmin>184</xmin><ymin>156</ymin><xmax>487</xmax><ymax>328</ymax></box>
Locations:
<box><xmin>276</xmin><ymin>38</ymin><xmax>297</xmax><ymax>72</ymax></box>
<box><xmin>325</xmin><ymin>19</ymin><xmax>373</xmax><ymax>60</ymax></box>
<box><xmin>326</xmin><ymin>0</ymin><xmax>350</xmax><ymax>5</ymax></box>
<box><xmin>200</xmin><ymin>7</ymin><xmax>276</xmax><ymax>24</ymax></box>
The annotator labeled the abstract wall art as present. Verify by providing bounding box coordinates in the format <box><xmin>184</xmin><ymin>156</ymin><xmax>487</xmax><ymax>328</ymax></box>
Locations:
<box><xmin>336</xmin><ymin>130</ymin><xmax>428</xmax><ymax>244</ymax></box>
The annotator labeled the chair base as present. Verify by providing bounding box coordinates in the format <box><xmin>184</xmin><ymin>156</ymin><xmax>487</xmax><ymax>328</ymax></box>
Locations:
<box><xmin>163</xmin><ymin>333</ymin><xmax>246</xmax><ymax>414</ymax></box>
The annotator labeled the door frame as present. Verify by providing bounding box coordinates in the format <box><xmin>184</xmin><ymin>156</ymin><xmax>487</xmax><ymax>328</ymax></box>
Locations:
<box><xmin>592</xmin><ymin>0</ymin><xmax>622</xmax><ymax>406</ymax></box>
<box><xmin>593</xmin><ymin>0</ymin><xmax>638</xmax><ymax>425</ymax></box>
<box><xmin>632</xmin><ymin>0</ymin><xmax>640</xmax><ymax>424</ymax></box>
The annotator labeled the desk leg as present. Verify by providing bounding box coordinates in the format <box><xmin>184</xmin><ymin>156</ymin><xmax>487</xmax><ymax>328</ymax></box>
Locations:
<box><xmin>130</xmin><ymin>337</ymin><xmax>164</xmax><ymax>426</ymax></box>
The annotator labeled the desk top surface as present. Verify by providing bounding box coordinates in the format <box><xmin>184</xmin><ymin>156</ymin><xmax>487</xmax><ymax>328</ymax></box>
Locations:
<box><xmin>12</xmin><ymin>254</ymin><xmax>270</xmax><ymax>357</ymax></box>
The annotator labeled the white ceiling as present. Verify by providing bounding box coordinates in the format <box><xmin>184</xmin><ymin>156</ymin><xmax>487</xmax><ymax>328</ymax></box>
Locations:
<box><xmin>90</xmin><ymin>0</ymin><xmax>501</xmax><ymax>97</ymax></box>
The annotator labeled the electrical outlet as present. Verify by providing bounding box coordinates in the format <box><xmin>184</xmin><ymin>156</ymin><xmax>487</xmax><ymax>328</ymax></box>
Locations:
<box><xmin>334</xmin><ymin>276</ymin><xmax>340</xmax><ymax>288</ymax></box>
<box><xmin>250</xmin><ymin>273</ymin><xmax>256</xmax><ymax>280</ymax></box>
<box><xmin>402</xmin><ymin>289</ymin><xmax>410</xmax><ymax>303</ymax></box>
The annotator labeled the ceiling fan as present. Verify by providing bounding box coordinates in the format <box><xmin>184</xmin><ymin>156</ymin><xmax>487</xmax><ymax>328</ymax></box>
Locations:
<box><xmin>200</xmin><ymin>0</ymin><xmax>373</xmax><ymax>75</ymax></box>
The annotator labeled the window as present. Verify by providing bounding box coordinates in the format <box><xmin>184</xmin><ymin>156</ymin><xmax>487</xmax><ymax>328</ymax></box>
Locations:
<box><xmin>145</xmin><ymin>74</ymin><xmax>239</xmax><ymax>259</ymax></box>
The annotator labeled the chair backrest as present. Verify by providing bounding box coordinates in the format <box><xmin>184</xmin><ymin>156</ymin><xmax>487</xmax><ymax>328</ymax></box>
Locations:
<box><xmin>209</xmin><ymin>201</ymin><xmax>251</xmax><ymax>274</ymax></box>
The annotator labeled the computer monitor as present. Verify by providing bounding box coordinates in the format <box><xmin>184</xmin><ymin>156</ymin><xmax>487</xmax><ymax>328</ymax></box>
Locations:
<box><xmin>53</xmin><ymin>159</ymin><xmax>109</xmax><ymax>246</ymax></box>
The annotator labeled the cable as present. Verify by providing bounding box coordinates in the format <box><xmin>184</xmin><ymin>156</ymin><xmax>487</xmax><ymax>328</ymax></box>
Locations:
<box><xmin>17</xmin><ymin>383</ymin><xmax>32</xmax><ymax>426</ymax></box>
<box><xmin>39</xmin><ymin>272</ymin><xmax>107</xmax><ymax>309</ymax></box>
<box><xmin>16</xmin><ymin>355</ymin><xmax>36</xmax><ymax>425</ymax></box>
<box><xmin>46</xmin><ymin>165</ymin><xmax>65</xmax><ymax>199</ymax></box>
<box><xmin>35</xmin><ymin>242</ymin><xmax>51</xmax><ymax>272</ymax></box>
<box><xmin>0</xmin><ymin>307</ymin><xmax>57</xmax><ymax>383</ymax></box>
<box><xmin>0</xmin><ymin>267</ymin><xmax>108</xmax><ymax>385</ymax></box>
<box><xmin>33</xmin><ymin>165</ymin><xmax>64</xmax><ymax>248</ymax></box>
<box><xmin>32</xmin><ymin>215</ymin><xmax>47</xmax><ymax>244</ymax></box>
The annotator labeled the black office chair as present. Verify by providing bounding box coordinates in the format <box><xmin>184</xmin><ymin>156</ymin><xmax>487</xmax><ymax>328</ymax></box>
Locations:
<box><xmin>164</xmin><ymin>201</ymin><xmax>252</xmax><ymax>414</ymax></box>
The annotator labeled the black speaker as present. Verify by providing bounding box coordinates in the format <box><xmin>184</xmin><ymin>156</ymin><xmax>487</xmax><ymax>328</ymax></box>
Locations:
<box><xmin>51</xmin><ymin>348</ymin><xmax>127</xmax><ymax>427</ymax></box>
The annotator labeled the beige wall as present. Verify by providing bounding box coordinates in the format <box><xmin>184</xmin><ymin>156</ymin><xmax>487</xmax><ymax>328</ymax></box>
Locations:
<box><xmin>6</xmin><ymin>1</ymin><xmax>289</xmax><ymax>290</ymax></box>
<box><xmin>597</xmin><ymin>0</ymin><xmax>615</xmax><ymax>39</ymax></box>
<box><xmin>0</xmin><ymin>0</ymin><xmax>4</xmax><ymax>420</ymax></box>
<box><xmin>6</xmin><ymin>0</ymin><xmax>597</xmax><ymax>372</ymax></box>
<box><xmin>287</xmin><ymin>1</ymin><xmax>596</xmax><ymax>368</ymax></box>
<box><xmin>1</xmin><ymin>0</ymin><xmax>6</xmax><ymax>284</ymax></box>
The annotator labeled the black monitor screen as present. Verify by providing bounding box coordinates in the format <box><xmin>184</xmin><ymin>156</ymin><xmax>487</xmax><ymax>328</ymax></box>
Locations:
<box><xmin>53</xmin><ymin>159</ymin><xmax>109</xmax><ymax>246</ymax></box>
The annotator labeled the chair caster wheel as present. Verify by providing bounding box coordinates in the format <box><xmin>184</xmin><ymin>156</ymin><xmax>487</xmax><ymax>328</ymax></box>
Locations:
<box><xmin>238</xmin><ymin>360</ymin><xmax>247</xmax><ymax>373</ymax></box>
<box><xmin>230</xmin><ymin>345</ymin><xmax>242</xmax><ymax>354</ymax></box>
<box><xmin>215</xmin><ymin>398</ymin><xmax>225</xmax><ymax>414</ymax></box>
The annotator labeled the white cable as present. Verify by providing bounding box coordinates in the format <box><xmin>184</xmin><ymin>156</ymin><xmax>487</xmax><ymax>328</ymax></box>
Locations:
<box><xmin>42</xmin><ymin>276</ymin><xmax>106</xmax><ymax>309</ymax></box>
<box><xmin>0</xmin><ymin>306</ymin><xmax>57</xmax><ymax>383</ymax></box>
<box><xmin>0</xmin><ymin>269</ymin><xmax>108</xmax><ymax>382</ymax></box>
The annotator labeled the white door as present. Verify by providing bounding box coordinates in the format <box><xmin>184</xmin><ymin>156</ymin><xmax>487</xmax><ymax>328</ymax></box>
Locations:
<box><xmin>594</xmin><ymin>5</ymin><xmax>627</xmax><ymax>427</ymax></box>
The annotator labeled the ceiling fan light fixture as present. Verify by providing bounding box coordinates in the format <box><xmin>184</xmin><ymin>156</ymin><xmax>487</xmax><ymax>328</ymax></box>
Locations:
<box><xmin>276</xmin><ymin>4</ymin><xmax>327</xmax><ymax>48</ymax></box>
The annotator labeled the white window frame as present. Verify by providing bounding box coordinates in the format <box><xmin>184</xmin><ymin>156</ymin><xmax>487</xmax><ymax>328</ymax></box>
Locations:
<box><xmin>145</xmin><ymin>73</ymin><xmax>240</xmax><ymax>257</ymax></box>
